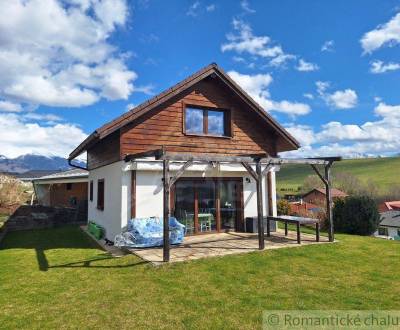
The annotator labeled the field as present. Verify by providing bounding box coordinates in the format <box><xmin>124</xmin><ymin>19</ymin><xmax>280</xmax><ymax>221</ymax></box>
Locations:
<box><xmin>0</xmin><ymin>226</ymin><xmax>399</xmax><ymax>329</ymax></box>
<box><xmin>276</xmin><ymin>156</ymin><xmax>400</xmax><ymax>196</ymax></box>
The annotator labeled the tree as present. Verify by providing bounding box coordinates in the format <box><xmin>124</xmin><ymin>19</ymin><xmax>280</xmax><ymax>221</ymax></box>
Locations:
<box><xmin>301</xmin><ymin>175</ymin><xmax>323</xmax><ymax>194</ymax></box>
<box><xmin>277</xmin><ymin>199</ymin><xmax>290</xmax><ymax>215</ymax></box>
<box><xmin>333</xmin><ymin>196</ymin><xmax>380</xmax><ymax>235</ymax></box>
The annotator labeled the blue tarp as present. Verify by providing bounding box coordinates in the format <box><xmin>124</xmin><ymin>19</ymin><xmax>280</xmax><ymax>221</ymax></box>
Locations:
<box><xmin>114</xmin><ymin>217</ymin><xmax>185</xmax><ymax>248</ymax></box>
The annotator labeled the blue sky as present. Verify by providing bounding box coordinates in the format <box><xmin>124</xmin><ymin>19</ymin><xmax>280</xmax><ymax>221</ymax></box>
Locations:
<box><xmin>0</xmin><ymin>0</ymin><xmax>399</xmax><ymax>158</ymax></box>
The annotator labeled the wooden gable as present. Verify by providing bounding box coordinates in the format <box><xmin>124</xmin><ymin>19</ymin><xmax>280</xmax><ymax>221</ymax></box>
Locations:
<box><xmin>120</xmin><ymin>77</ymin><xmax>278</xmax><ymax>158</ymax></box>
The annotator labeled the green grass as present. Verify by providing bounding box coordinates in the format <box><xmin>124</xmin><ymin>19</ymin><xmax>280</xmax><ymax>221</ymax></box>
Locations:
<box><xmin>0</xmin><ymin>226</ymin><xmax>399</xmax><ymax>329</ymax></box>
<box><xmin>276</xmin><ymin>156</ymin><xmax>400</xmax><ymax>195</ymax></box>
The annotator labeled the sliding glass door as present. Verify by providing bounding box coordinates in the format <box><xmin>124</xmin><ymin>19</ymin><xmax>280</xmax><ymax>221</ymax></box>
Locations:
<box><xmin>173</xmin><ymin>178</ymin><xmax>243</xmax><ymax>235</ymax></box>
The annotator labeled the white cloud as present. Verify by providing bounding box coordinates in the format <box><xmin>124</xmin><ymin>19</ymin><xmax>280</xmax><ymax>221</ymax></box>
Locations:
<box><xmin>240</xmin><ymin>0</ymin><xmax>255</xmax><ymax>13</ymax></box>
<box><xmin>360</xmin><ymin>12</ymin><xmax>400</xmax><ymax>53</ymax></box>
<box><xmin>296</xmin><ymin>59</ymin><xmax>319</xmax><ymax>72</ymax></box>
<box><xmin>303</xmin><ymin>93</ymin><xmax>314</xmax><ymax>100</ymax></box>
<box><xmin>186</xmin><ymin>1</ymin><xmax>201</xmax><ymax>16</ymax></box>
<box><xmin>126</xmin><ymin>103</ymin><xmax>136</xmax><ymax>111</ymax></box>
<box><xmin>0</xmin><ymin>0</ymin><xmax>144</xmax><ymax>108</ymax></box>
<box><xmin>227</xmin><ymin>70</ymin><xmax>311</xmax><ymax>116</ymax></box>
<box><xmin>321</xmin><ymin>40</ymin><xmax>334</xmax><ymax>52</ymax></box>
<box><xmin>316</xmin><ymin>81</ymin><xmax>358</xmax><ymax>109</ymax></box>
<box><xmin>0</xmin><ymin>113</ymin><xmax>87</xmax><ymax>158</ymax></box>
<box><xmin>206</xmin><ymin>4</ymin><xmax>216</xmax><ymax>12</ymax></box>
<box><xmin>0</xmin><ymin>100</ymin><xmax>22</xmax><ymax>113</ymax></box>
<box><xmin>221</xmin><ymin>19</ymin><xmax>296</xmax><ymax>68</ymax></box>
<box><xmin>370</xmin><ymin>60</ymin><xmax>400</xmax><ymax>73</ymax></box>
<box><xmin>282</xmin><ymin>101</ymin><xmax>400</xmax><ymax>158</ymax></box>
<box><xmin>23</xmin><ymin>113</ymin><xmax>62</xmax><ymax>122</ymax></box>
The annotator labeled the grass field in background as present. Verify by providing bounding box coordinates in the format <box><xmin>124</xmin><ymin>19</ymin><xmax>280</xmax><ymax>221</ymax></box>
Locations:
<box><xmin>276</xmin><ymin>157</ymin><xmax>400</xmax><ymax>196</ymax></box>
<box><xmin>1</xmin><ymin>226</ymin><xmax>399</xmax><ymax>329</ymax></box>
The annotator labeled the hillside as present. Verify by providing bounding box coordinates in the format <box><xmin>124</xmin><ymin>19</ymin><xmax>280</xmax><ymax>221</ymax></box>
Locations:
<box><xmin>0</xmin><ymin>154</ymin><xmax>85</xmax><ymax>173</ymax></box>
<box><xmin>276</xmin><ymin>157</ymin><xmax>400</xmax><ymax>196</ymax></box>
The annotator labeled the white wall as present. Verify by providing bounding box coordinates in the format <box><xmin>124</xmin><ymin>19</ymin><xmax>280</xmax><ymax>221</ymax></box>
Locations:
<box><xmin>374</xmin><ymin>227</ymin><xmax>400</xmax><ymax>239</ymax></box>
<box><xmin>88</xmin><ymin>161</ymin><xmax>130</xmax><ymax>240</ymax></box>
<box><xmin>134</xmin><ymin>166</ymin><xmax>277</xmax><ymax>220</ymax></box>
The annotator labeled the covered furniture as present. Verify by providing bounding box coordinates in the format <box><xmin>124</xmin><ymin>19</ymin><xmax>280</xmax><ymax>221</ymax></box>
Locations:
<box><xmin>114</xmin><ymin>217</ymin><xmax>185</xmax><ymax>248</ymax></box>
<box><xmin>266</xmin><ymin>215</ymin><xmax>320</xmax><ymax>244</ymax></box>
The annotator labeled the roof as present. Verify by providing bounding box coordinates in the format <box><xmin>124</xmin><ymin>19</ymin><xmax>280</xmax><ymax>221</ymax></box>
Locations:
<box><xmin>303</xmin><ymin>188</ymin><xmax>348</xmax><ymax>198</ymax></box>
<box><xmin>33</xmin><ymin>168</ymin><xmax>88</xmax><ymax>182</ymax></box>
<box><xmin>379</xmin><ymin>201</ymin><xmax>400</xmax><ymax>212</ymax></box>
<box><xmin>379</xmin><ymin>211</ymin><xmax>400</xmax><ymax>228</ymax></box>
<box><xmin>68</xmin><ymin>63</ymin><xmax>300</xmax><ymax>160</ymax></box>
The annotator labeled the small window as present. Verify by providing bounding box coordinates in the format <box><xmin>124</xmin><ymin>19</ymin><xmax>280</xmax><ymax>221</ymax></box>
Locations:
<box><xmin>66</xmin><ymin>183</ymin><xmax>72</xmax><ymax>190</ymax></box>
<box><xmin>97</xmin><ymin>179</ymin><xmax>104</xmax><ymax>210</ymax></box>
<box><xmin>378</xmin><ymin>227</ymin><xmax>388</xmax><ymax>236</ymax></box>
<box><xmin>185</xmin><ymin>106</ymin><xmax>229</xmax><ymax>137</ymax></box>
<box><xmin>397</xmin><ymin>229</ymin><xmax>400</xmax><ymax>236</ymax></box>
<box><xmin>89</xmin><ymin>181</ymin><xmax>93</xmax><ymax>202</ymax></box>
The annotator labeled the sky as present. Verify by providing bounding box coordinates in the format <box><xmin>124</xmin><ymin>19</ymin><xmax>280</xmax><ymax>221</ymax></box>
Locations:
<box><xmin>0</xmin><ymin>0</ymin><xmax>399</xmax><ymax>159</ymax></box>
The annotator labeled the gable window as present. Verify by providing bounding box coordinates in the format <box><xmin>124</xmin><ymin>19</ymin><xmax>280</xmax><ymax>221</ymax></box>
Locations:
<box><xmin>97</xmin><ymin>179</ymin><xmax>104</xmax><ymax>210</ymax></box>
<box><xmin>184</xmin><ymin>106</ymin><xmax>230</xmax><ymax>137</ymax></box>
<box><xmin>89</xmin><ymin>180</ymin><xmax>93</xmax><ymax>202</ymax></box>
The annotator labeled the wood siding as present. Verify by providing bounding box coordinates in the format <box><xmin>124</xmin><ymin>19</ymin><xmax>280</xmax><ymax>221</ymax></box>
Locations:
<box><xmin>49</xmin><ymin>182</ymin><xmax>88</xmax><ymax>208</ymax></box>
<box><xmin>87</xmin><ymin>132</ymin><xmax>120</xmax><ymax>170</ymax></box>
<box><xmin>120</xmin><ymin>79</ymin><xmax>278</xmax><ymax>157</ymax></box>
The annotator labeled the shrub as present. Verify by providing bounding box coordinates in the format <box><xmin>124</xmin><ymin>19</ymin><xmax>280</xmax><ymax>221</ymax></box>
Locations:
<box><xmin>333</xmin><ymin>196</ymin><xmax>380</xmax><ymax>235</ymax></box>
<box><xmin>277</xmin><ymin>199</ymin><xmax>290</xmax><ymax>215</ymax></box>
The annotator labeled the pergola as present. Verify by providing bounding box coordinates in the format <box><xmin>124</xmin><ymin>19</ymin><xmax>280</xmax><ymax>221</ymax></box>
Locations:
<box><xmin>125</xmin><ymin>148</ymin><xmax>341</xmax><ymax>262</ymax></box>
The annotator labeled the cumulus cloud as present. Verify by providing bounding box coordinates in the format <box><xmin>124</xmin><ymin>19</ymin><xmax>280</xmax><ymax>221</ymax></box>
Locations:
<box><xmin>240</xmin><ymin>0</ymin><xmax>255</xmax><ymax>13</ymax></box>
<box><xmin>360</xmin><ymin>12</ymin><xmax>400</xmax><ymax>53</ymax></box>
<box><xmin>296</xmin><ymin>59</ymin><xmax>319</xmax><ymax>72</ymax></box>
<box><xmin>316</xmin><ymin>81</ymin><xmax>358</xmax><ymax>109</ymax></box>
<box><xmin>227</xmin><ymin>70</ymin><xmax>311</xmax><ymax>116</ymax></box>
<box><xmin>0</xmin><ymin>113</ymin><xmax>87</xmax><ymax>158</ymax></box>
<box><xmin>0</xmin><ymin>100</ymin><xmax>23</xmax><ymax>113</ymax></box>
<box><xmin>0</xmin><ymin>0</ymin><xmax>144</xmax><ymax>108</ymax></box>
<box><xmin>281</xmin><ymin>102</ymin><xmax>400</xmax><ymax>158</ymax></box>
<box><xmin>321</xmin><ymin>40</ymin><xmax>334</xmax><ymax>52</ymax></box>
<box><xmin>370</xmin><ymin>60</ymin><xmax>400</xmax><ymax>73</ymax></box>
<box><xmin>221</xmin><ymin>19</ymin><xmax>296</xmax><ymax>68</ymax></box>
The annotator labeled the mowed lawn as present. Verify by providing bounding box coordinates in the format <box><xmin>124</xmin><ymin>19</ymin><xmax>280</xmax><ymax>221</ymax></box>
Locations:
<box><xmin>1</xmin><ymin>226</ymin><xmax>399</xmax><ymax>329</ymax></box>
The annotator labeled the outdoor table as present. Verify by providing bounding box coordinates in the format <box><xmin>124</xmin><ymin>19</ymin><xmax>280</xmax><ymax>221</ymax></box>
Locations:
<box><xmin>266</xmin><ymin>215</ymin><xmax>320</xmax><ymax>244</ymax></box>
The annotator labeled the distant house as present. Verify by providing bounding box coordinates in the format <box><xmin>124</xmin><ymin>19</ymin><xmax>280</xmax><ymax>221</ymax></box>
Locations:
<box><xmin>33</xmin><ymin>169</ymin><xmax>88</xmax><ymax>208</ymax></box>
<box><xmin>378</xmin><ymin>201</ymin><xmax>400</xmax><ymax>213</ymax></box>
<box><xmin>289</xmin><ymin>201</ymin><xmax>320</xmax><ymax>216</ymax></box>
<box><xmin>302</xmin><ymin>188</ymin><xmax>348</xmax><ymax>205</ymax></box>
<box><xmin>374</xmin><ymin>211</ymin><xmax>400</xmax><ymax>240</ymax></box>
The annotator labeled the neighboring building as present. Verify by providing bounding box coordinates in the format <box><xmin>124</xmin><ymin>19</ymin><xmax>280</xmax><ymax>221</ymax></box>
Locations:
<box><xmin>378</xmin><ymin>201</ymin><xmax>400</xmax><ymax>213</ymax></box>
<box><xmin>33</xmin><ymin>169</ymin><xmax>88</xmax><ymax>208</ymax></box>
<box><xmin>289</xmin><ymin>201</ymin><xmax>320</xmax><ymax>216</ymax></box>
<box><xmin>374</xmin><ymin>211</ymin><xmax>400</xmax><ymax>240</ymax></box>
<box><xmin>68</xmin><ymin>63</ymin><xmax>300</xmax><ymax>241</ymax></box>
<box><xmin>302</xmin><ymin>188</ymin><xmax>348</xmax><ymax>205</ymax></box>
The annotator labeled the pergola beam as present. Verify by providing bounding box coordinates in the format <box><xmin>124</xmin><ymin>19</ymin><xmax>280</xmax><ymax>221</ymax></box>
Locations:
<box><xmin>169</xmin><ymin>159</ymin><xmax>193</xmax><ymax>188</ymax></box>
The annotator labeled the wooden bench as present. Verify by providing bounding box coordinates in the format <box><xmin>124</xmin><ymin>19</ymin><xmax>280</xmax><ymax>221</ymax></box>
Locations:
<box><xmin>266</xmin><ymin>215</ymin><xmax>320</xmax><ymax>244</ymax></box>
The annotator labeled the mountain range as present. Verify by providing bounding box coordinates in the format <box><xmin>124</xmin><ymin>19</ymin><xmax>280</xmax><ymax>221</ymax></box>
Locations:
<box><xmin>0</xmin><ymin>154</ymin><xmax>85</xmax><ymax>173</ymax></box>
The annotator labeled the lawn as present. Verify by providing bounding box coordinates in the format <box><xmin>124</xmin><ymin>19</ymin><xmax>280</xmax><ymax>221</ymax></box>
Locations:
<box><xmin>0</xmin><ymin>226</ymin><xmax>399</xmax><ymax>329</ymax></box>
<box><xmin>276</xmin><ymin>156</ymin><xmax>400</xmax><ymax>196</ymax></box>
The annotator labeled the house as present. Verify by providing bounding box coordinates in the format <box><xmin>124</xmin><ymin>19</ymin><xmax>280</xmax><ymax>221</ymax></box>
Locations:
<box><xmin>302</xmin><ymin>187</ymin><xmax>348</xmax><ymax>205</ymax></box>
<box><xmin>33</xmin><ymin>169</ymin><xmax>88</xmax><ymax>208</ymax></box>
<box><xmin>378</xmin><ymin>201</ymin><xmax>400</xmax><ymax>213</ymax></box>
<box><xmin>289</xmin><ymin>201</ymin><xmax>320</xmax><ymax>216</ymax></box>
<box><xmin>374</xmin><ymin>210</ymin><xmax>400</xmax><ymax>240</ymax></box>
<box><xmin>68</xmin><ymin>63</ymin><xmax>301</xmax><ymax>242</ymax></box>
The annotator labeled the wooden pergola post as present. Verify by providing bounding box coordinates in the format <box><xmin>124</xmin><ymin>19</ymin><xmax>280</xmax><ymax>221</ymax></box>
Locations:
<box><xmin>311</xmin><ymin>161</ymin><xmax>335</xmax><ymax>243</ymax></box>
<box><xmin>255</xmin><ymin>159</ymin><xmax>265</xmax><ymax>250</ymax></box>
<box><xmin>163</xmin><ymin>158</ymin><xmax>170</xmax><ymax>262</ymax></box>
<box><xmin>325</xmin><ymin>163</ymin><xmax>334</xmax><ymax>242</ymax></box>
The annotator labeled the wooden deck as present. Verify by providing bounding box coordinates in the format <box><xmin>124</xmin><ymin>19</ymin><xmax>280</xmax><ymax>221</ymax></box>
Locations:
<box><xmin>127</xmin><ymin>229</ymin><xmax>331</xmax><ymax>266</ymax></box>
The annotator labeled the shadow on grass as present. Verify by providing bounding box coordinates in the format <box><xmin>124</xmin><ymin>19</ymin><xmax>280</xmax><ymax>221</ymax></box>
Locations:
<box><xmin>0</xmin><ymin>225</ymin><xmax>147</xmax><ymax>271</ymax></box>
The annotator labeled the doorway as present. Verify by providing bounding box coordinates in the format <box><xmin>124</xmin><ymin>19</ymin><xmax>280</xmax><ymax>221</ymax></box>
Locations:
<box><xmin>172</xmin><ymin>178</ymin><xmax>243</xmax><ymax>235</ymax></box>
